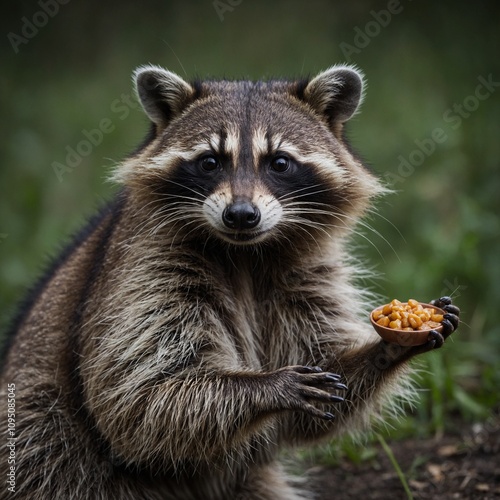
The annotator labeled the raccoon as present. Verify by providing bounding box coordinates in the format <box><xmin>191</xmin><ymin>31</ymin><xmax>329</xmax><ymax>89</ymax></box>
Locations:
<box><xmin>0</xmin><ymin>65</ymin><xmax>459</xmax><ymax>499</ymax></box>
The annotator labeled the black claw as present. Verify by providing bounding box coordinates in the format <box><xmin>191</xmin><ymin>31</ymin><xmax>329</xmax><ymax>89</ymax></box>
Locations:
<box><xmin>323</xmin><ymin>412</ymin><xmax>335</xmax><ymax>421</ymax></box>
<box><xmin>431</xmin><ymin>296</ymin><xmax>452</xmax><ymax>308</ymax></box>
<box><xmin>444</xmin><ymin>313</ymin><xmax>459</xmax><ymax>329</ymax></box>
<box><xmin>444</xmin><ymin>304</ymin><xmax>460</xmax><ymax>316</ymax></box>
<box><xmin>335</xmin><ymin>383</ymin><xmax>348</xmax><ymax>391</ymax></box>
<box><xmin>428</xmin><ymin>330</ymin><xmax>444</xmax><ymax>348</ymax></box>
<box><xmin>425</xmin><ymin>338</ymin><xmax>437</xmax><ymax>351</ymax></box>
<box><xmin>329</xmin><ymin>395</ymin><xmax>344</xmax><ymax>403</ymax></box>
<box><xmin>439</xmin><ymin>296</ymin><xmax>452</xmax><ymax>306</ymax></box>
<box><xmin>441</xmin><ymin>318</ymin><xmax>454</xmax><ymax>336</ymax></box>
<box><xmin>311</xmin><ymin>366</ymin><xmax>323</xmax><ymax>373</ymax></box>
<box><xmin>324</xmin><ymin>374</ymin><xmax>342</xmax><ymax>382</ymax></box>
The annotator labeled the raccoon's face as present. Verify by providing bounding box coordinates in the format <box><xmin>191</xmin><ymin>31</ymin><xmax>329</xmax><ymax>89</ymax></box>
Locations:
<box><xmin>116</xmin><ymin>65</ymin><xmax>384</xmax><ymax>248</ymax></box>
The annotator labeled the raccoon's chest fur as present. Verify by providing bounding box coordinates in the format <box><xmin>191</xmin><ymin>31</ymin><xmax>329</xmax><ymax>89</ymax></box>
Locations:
<box><xmin>219</xmin><ymin>262</ymin><xmax>284</xmax><ymax>370</ymax></box>
<box><xmin>202</xmin><ymin>250</ymin><xmax>334</xmax><ymax>372</ymax></box>
<box><xmin>224</xmin><ymin>262</ymin><xmax>263</xmax><ymax>367</ymax></box>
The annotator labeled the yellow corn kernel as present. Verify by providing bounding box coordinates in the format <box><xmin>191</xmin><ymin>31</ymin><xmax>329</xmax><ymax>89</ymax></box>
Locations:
<box><xmin>389</xmin><ymin>319</ymin><xmax>402</xmax><ymax>329</ymax></box>
<box><xmin>376</xmin><ymin>316</ymin><xmax>390</xmax><ymax>327</ymax></box>
<box><xmin>421</xmin><ymin>311</ymin><xmax>431</xmax><ymax>322</ymax></box>
<box><xmin>408</xmin><ymin>299</ymin><xmax>420</xmax><ymax>308</ymax></box>
<box><xmin>401</xmin><ymin>315</ymin><xmax>410</xmax><ymax>328</ymax></box>
<box><xmin>382</xmin><ymin>304</ymin><xmax>392</xmax><ymax>316</ymax></box>
<box><xmin>409</xmin><ymin>313</ymin><xmax>423</xmax><ymax>329</ymax></box>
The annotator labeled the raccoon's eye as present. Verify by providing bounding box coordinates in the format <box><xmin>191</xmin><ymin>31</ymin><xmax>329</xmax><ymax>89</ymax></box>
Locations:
<box><xmin>199</xmin><ymin>155</ymin><xmax>220</xmax><ymax>172</ymax></box>
<box><xmin>270</xmin><ymin>155</ymin><xmax>290</xmax><ymax>173</ymax></box>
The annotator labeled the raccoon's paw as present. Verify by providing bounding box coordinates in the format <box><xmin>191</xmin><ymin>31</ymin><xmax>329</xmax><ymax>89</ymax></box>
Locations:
<box><xmin>274</xmin><ymin>365</ymin><xmax>347</xmax><ymax>421</ymax></box>
<box><xmin>408</xmin><ymin>296</ymin><xmax>460</xmax><ymax>356</ymax></box>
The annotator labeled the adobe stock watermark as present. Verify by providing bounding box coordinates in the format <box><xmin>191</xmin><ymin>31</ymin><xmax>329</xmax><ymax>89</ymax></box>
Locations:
<box><xmin>384</xmin><ymin>74</ymin><xmax>499</xmax><ymax>187</ymax></box>
<box><xmin>213</xmin><ymin>0</ymin><xmax>243</xmax><ymax>21</ymax></box>
<box><xmin>440</xmin><ymin>277</ymin><xmax>467</xmax><ymax>301</ymax></box>
<box><xmin>6</xmin><ymin>383</ymin><xmax>17</xmax><ymax>494</ymax></box>
<box><xmin>340</xmin><ymin>0</ymin><xmax>410</xmax><ymax>61</ymax></box>
<box><xmin>52</xmin><ymin>91</ymin><xmax>141</xmax><ymax>182</ymax></box>
<box><xmin>7</xmin><ymin>0</ymin><xmax>71</xmax><ymax>54</ymax></box>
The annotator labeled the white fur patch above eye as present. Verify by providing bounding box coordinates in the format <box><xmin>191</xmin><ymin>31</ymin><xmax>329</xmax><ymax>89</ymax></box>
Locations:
<box><xmin>274</xmin><ymin>141</ymin><xmax>349</xmax><ymax>185</ymax></box>
<box><xmin>112</xmin><ymin>142</ymin><xmax>214</xmax><ymax>183</ymax></box>
<box><xmin>224</xmin><ymin>128</ymin><xmax>240</xmax><ymax>163</ymax></box>
<box><xmin>209</xmin><ymin>128</ymin><xmax>240</xmax><ymax>163</ymax></box>
<box><xmin>209</xmin><ymin>134</ymin><xmax>220</xmax><ymax>152</ymax></box>
<box><xmin>148</xmin><ymin>142</ymin><xmax>215</xmax><ymax>170</ymax></box>
<box><xmin>252</xmin><ymin>127</ymin><xmax>268</xmax><ymax>167</ymax></box>
<box><xmin>270</xmin><ymin>133</ymin><xmax>284</xmax><ymax>152</ymax></box>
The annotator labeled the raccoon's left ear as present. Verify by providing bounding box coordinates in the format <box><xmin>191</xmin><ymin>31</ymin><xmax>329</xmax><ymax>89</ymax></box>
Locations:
<box><xmin>133</xmin><ymin>65</ymin><xmax>195</xmax><ymax>129</ymax></box>
<box><xmin>302</xmin><ymin>65</ymin><xmax>364</xmax><ymax>127</ymax></box>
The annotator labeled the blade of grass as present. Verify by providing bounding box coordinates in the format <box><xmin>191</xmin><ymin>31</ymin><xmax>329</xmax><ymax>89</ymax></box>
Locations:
<box><xmin>376</xmin><ymin>433</ymin><xmax>414</xmax><ymax>500</ymax></box>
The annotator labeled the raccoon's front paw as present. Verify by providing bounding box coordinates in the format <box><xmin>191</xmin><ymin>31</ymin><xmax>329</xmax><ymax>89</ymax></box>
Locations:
<box><xmin>409</xmin><ymin>296</ymin><xmax>460</xmax><ymax>356</ymax></box>
<box><xmin>273</xmin><ymin>366</ymin><xmax>347</xmax><ymax>420</ymax></box>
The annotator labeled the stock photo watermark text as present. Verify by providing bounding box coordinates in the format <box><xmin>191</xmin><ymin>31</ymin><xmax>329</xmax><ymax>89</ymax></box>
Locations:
<box><xmin>6</xmin><ymin>384</ymin><xmax>16</xmax><ymax>493</ymax></box>
<box><xmin>51</xmin><ymin>91</ymin><xmax>141</xmax><ymax>182</ymax></box>
<box><xmin>7</xmin><ymin>0</ymin><xmax>71</xmax><ymax>54</ymax></box>
<box><xmin>340</xmin><ymin>0</ymin><xmax>411</xmax><ymax>61</ymax></box>
<box><xmin>385</xmin><ymin>73</ymin><xmax>499</xmax><ymax>187</ymax></box>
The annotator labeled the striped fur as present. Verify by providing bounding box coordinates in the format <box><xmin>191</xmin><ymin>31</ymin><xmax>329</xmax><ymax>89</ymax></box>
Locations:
<box><xmin>1</xmin><ymin>65</ymin><xmax>427</xmax><ymax>499</ymax></box>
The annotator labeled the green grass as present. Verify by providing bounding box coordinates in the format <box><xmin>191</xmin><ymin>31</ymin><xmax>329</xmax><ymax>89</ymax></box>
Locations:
<box><xmin>377</xmin><ymin>433</ymin><xmax>414</xmax><ymax>500</ymax></box>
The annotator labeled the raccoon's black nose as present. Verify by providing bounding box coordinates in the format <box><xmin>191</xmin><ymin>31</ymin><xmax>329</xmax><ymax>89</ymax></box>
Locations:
<box><xmin>222</xmin><ymin>201</ymin><xmax>261</xmax><ymax>230</ymax></box>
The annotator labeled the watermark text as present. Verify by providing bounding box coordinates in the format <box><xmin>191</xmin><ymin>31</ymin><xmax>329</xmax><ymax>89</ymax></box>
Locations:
<box><xmin>6</xmin><ymin>384</ymin><xmax>16</xmax><ymax>493</ymax></box>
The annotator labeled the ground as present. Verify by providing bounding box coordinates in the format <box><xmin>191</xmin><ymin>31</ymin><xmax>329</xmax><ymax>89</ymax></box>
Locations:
<box><xmin>308</xmin><ymin>420</ymin><xmax>500</xmax><ymax>499</ymax></box>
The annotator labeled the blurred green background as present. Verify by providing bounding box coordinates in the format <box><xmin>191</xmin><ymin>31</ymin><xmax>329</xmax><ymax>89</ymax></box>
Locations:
<box><xmin>1</xmin><ymin>0</ymin><xmax>499</xmax><ymax>438</ymax></box>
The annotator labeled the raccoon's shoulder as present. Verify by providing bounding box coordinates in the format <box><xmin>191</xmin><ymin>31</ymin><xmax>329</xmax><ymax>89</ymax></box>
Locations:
<box><xmin>0</xmin><ymin>191</ymin><xmax>127</xmax><ymax>368</ymax></box>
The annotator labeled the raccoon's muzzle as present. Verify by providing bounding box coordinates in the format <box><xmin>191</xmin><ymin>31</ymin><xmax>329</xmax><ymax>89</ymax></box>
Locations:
<box><xmin>222</xmin><ymin>200</ymin><xmax>261</xmax><ymax>231</ymax></box>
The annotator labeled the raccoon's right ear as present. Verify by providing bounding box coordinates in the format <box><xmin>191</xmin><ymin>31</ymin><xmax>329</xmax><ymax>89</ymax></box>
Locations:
<box><xmin>133</xmin><ymin>65</ymin><xmax>195</xmax><ymax>129</ymax></box>
<box><xmin>302</xmin><ymin>65</ymin><xmax>364</xmax><ymax>127</ymax></box>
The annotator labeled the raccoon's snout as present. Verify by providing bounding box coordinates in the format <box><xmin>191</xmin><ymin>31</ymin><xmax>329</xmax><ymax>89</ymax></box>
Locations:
<box><xmin>203</xmin><ymin>191</ymin><xmax>281</xmax><ymax>245</ymax></box>
<box><xmin>222</xmin><ymin>201</ymin><xmax>261</xmax><ymax>231</ymax></box>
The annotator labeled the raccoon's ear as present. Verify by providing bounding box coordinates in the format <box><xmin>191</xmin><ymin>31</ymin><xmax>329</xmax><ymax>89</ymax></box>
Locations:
<box><xmin>303</xmin><ymin>65</ymin><xmax>364</xmax><ymax>126</ymax></box>
<box><xmin>133</xmin><ymin>65</ymin><xmax>195</xmax><ymax>129</ymax></box>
